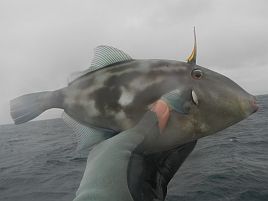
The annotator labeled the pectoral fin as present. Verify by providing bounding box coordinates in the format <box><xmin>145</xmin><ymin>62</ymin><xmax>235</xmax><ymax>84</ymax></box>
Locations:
<box><xmin>161</xmin><ymin>89</ymin><xmax>192</xmax><ymax>114</ymax></box>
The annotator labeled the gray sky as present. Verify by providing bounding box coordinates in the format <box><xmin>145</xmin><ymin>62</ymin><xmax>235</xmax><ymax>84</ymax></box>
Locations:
<box><xmin>1</xmin><ymin>0</ymin><xmax>267</xmax><ymax>125</ymax></box>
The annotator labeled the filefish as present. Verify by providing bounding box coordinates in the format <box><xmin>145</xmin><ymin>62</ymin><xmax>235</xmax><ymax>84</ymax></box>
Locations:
<box><xmin>10</xmin><ymin>30</ymin><xmax>258</xmax><ymax>153</ymax></box>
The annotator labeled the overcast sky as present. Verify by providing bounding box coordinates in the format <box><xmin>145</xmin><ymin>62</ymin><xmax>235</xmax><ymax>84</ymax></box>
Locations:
<box><xmin>1</xmin><ymin>0</ymin><xmax>267</xmax><ymax>125</ymax></box>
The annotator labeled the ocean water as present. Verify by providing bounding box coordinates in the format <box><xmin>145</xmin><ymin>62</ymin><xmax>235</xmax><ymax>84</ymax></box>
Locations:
<box><xmin>0</xmin><ymin>95</ymin><xmax>267</xmax><ymax>201</ymax></box>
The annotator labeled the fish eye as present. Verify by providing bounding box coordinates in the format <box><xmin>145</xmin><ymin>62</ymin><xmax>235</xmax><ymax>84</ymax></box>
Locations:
<box><xmin>191</xmin><ymin>69</ymin><xmax>203</xmax><ymax>80</ymax></box>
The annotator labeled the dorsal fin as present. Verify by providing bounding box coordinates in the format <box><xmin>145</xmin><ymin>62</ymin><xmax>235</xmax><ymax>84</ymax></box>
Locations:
<box><xmin>187</xmin><ymin>27</ymin><xmax>197</xmax><ymax>65</ymax></box>
<box><xmin>90</xmin><ymin>45</ymin><xmax>132</xmax><ymax>71</ymax></box>
<box><xmin>68</xmin><ymin>45</ymin><xmax>133</xmax><ymax>84</ymax></box>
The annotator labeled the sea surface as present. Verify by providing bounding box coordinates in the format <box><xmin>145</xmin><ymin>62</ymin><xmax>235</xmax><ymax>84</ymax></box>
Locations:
<box><xmin>0</xmin><ymin>95</ymin><xmax>267</xmax><ymax>201</ymax></box>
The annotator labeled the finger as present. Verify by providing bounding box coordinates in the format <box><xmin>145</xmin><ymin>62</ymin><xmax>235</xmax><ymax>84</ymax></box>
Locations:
<box><xmin>150</xmin><ymin>100</ymin><xmax>170</xmax><ymax>133</ymax></box>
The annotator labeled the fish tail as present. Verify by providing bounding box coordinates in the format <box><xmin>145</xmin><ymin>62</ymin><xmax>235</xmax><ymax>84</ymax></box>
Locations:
<box><xmin>10</xmin><ymin>90</ymin><xmax>64</xmax><ymax>124</ymax></box>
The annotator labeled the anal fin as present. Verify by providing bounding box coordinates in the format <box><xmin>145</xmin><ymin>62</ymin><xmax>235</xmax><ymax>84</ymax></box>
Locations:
<box><xmin>62</xmin><ymin>112</ymin><xmax>116</xmax><ymax>157</ymax></box>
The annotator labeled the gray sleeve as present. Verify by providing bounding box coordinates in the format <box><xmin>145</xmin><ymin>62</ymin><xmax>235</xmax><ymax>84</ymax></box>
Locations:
<box><xmin>127</xmin><ymin>140</ymin><xmax>197</xmax><ymax>201</ymax></box>
<box><xmin>73</xmin><ymin>111</ymin><xmax>160</xmax><ymax>201</ymax></box>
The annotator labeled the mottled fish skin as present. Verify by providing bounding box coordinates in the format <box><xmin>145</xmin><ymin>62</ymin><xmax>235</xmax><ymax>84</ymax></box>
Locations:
<box><xmin>9</xmin><ymin>43</ymin><xmax>258</xmax><ymax>155</ymax></box>
<box><xmin>9</xmin><ymin>55</ymin><xmax>258</xmax><ymax>153</ymax></box>
<box><xmin>62</xmin><ymin>59</ymin><xmax>191</xmax><ymax>131</ymax></box>
<box><xmin>60</xmin><ymin>56</ymin><xmax>257</xmax><ymax>153</ymax></box>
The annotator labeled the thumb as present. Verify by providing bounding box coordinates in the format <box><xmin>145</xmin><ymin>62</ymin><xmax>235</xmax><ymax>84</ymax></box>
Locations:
<box><xmin>150</xmin><ymin>100</ymin><xmax>170</xmax><ymax>133</ymax></box>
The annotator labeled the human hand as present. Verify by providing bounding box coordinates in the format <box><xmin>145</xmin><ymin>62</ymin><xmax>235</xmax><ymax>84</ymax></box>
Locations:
<box><xmin>73</xmin><ymin>93</ymin><xmax>197</xmax><ymax>201</ymax></box>
<box><xmin>126</xmin><ymin>97</ymin><xmax>197</xmax><ymax>201</ymax></box>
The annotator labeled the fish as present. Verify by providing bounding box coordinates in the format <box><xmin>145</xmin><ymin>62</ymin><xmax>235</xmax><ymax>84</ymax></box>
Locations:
<box><xmin>10</xmin><ymin>29</ymin><xmax>258</xmax><ymax>153</ymax></box>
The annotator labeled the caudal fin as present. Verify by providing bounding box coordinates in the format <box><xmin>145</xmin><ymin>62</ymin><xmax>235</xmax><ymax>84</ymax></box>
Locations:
<box><xmin>10</xmin><ymin>91</ymin><xmax>63</xmax><ymax>124</ymax></box>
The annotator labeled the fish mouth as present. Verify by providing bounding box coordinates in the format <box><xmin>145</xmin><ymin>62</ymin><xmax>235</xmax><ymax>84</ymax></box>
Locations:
<box><xmin>191</xmin><ymin>90</ymin><xmax>198</xmax><ymax>105</ymax></box>
<box><xmin>249</xmin><ymin>96</ymin><xmax>258</xmax><ymax>113</ymax></box>
<box><xmin>238</xmin><ymin>95</ymin><xmax>258</xmax><ymax>117</ymax></box>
